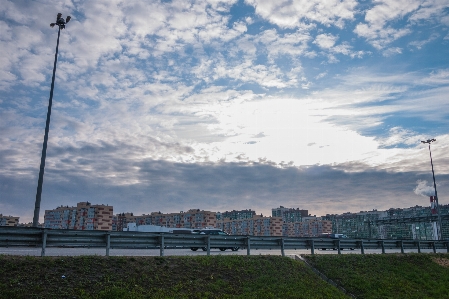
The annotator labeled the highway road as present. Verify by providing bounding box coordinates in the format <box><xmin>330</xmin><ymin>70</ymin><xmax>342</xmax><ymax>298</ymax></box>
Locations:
<box><xmin>0</xmin><ymin>247</ymin><xmax>446</xmax><ymax>256</ymax></box>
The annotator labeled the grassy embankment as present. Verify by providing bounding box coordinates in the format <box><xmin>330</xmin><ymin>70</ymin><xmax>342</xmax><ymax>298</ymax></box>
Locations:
<box><xmin>305</xmin><ymin>253</ymin><xmax>449</xmax><ymax>298</ymax></box>
<box><xmin>1</xmin><ymin>254</ymin><xmax>449</xmax><ymax>298</ymax></box>
<box><xmin>0</xmin><ymin>255</ymin><xmax>345</xmax><ymax>299</ymax></box>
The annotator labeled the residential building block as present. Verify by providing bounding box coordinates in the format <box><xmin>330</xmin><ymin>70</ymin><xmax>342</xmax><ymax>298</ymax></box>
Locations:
<box><xmin>0</xmin><ymin>214</ymin><xmax>19</xmax><ymax>226</ymax></box>
<box><xmin>44</xmin><ymin>202</ymin><xmax>113</xmax><ymax>230</ymax></box>
<box><xmin>119</xmin><ymin>209</ymin><xmax>218</xmax><ymax>231</ymax></box>
<box><xmin>216</xmin><ymin>209</ymin><xmax>256</xmax><ymax>220</ymax></box>
<box><xmin>272</xmin><ymin>206</ymin><xmax>308</xmax><ymax>223</ymax></box>
<box><xmin>219</xmin><ymin>215</ymin><xmax>283</xmax><ymax>236</ymax></box>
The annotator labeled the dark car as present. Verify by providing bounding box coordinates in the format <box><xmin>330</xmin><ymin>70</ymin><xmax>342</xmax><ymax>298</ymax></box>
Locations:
<box><xmin>318</xmin><ymin>233</ymin><xmax>354</xmax><ymax>250</ymax></box>
<box><xmin>318</xmin><ymin>233</ymin><xmax>348</xmax><ymax>239</ymax></box>
<box><xmin>190</xmin><ymin>229</ymin><xmax>239</xmax><ymax>251</ymax></box>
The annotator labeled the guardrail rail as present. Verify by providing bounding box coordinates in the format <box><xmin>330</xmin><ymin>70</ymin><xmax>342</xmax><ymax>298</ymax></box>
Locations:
<box><xmin>1</xmin><ymin>227</ymin><xmax>448</xmax><ymax>257</ymax></box>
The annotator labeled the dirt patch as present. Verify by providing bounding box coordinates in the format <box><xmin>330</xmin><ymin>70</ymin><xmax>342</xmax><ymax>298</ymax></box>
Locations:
<box><xmin>432</xmin><ymin>257</ymin><xmax>449</xmax><ymax>267</ymax></box>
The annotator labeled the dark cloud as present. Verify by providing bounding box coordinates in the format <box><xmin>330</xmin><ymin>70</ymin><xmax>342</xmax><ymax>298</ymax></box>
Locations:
<box><xmin>2</xmin><ymin>157</ymin><xmax>448</xmax><ymax>223</ymax></box>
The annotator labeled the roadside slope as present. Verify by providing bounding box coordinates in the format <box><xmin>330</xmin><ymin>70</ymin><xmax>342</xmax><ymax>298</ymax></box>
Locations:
<box><xmin>0</xmin><ymin>255</ymin><xmax>348</xmax><ymax>299</ymax></box>
<box><xmin>304</xmin><ymin>253</ymin><xmax>449</xmax><ymax>299</ymax></box>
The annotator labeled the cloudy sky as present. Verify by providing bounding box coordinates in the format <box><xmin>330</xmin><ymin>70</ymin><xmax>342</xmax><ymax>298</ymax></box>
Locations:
<box><xmin>1</xmin><ymin>0</ymin><xmax>449</xmax><ymax>223</ymax></box>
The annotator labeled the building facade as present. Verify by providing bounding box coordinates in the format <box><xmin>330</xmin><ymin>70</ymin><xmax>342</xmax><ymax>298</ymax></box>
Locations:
<box><xmin>272</xmin><ymin>206</ymin><xmax>308</xmax><ymax>223</ymax></box>
<box><xmin>0</xmin><ymin>214</ymin><xmax>19</xmax><ymax>226</ymax></box>
<box><xmin>323</xmin><ymin>210</ymin><xmax>387</xmax><ymax>239</ymax></box>
<box><xmin>44</xmin><ymin>202</ymin><xmax>113</xmax><ymax>231</ymax></box>
<box><xmin>112</xmin><ymin>212</ymin><xmax>137</xmax><ymax>232</ymax></box>
<box><xmin>217</xmin><ymin>209</ymin><xmax>256</xmax><ymax>220</ymax></box>
<box><xmin>282</xmin><ymin>217</ymin><xmax>332</xmax><ymax>237</ymax></box>
<box><xmin>116</xmin><ymin>209</ymin><xmax>218</xmax><ymax>231</ymax></box>
<box><xmin>218</xmin><ymin>215</ymin><xmax>283</xmax><ymax>236</ymax></box>
<box><xmin>322</xmin><ymin>204</ymin><xmax>449</xmax><ymax>240</ymax></box>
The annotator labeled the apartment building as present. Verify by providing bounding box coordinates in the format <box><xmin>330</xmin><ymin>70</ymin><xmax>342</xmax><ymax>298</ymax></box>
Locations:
<box><xmin>220</xmin><ymin>215</ymin><xmax>283</xmax><ymax>236</ymax></box>
<box><xmin>322</xmin><ymin>204</ymin><xmax>449</xmax><ymax>240</ymax></box>
<box><xmin>112</xmin><ymin>212</ymin><xmax>137</xmax><ymax>232</ymax></box>
<box><xmin>282</xmin><ymin>217</ymin><xmax>332</xmax><ymax>237</ymax></box>
<box><xmin>272</xmin><ymin>206</ymin><xmax>308</xmax><ymax>223</ymax></box>
<box><xmin>323</xmin><ymin>210</ymin><xmax>387</xmax><ymax>239</ymax></box>
<box><xmin>44</xmin><ymin>205</ymin><xmax>77</xmax><ymax>229</ymax></box>
<box><xmin>0</xmin><ymin>214</ymin><xmax>19</xmax><ymax>226</ymax></box>
<box><xmin>116</xmin><ymin>209</ymin><xmax>218</xmax><ymax>231</ymax></box>
<box><xmin>44</xmin><ymin>202</ymin><xmax>113</xmax><ymax>231</ymax></box>
<box><xmin>381</xmin><ymin>204</ymin><xmax>449</xmax><ymax>240</ymax></box>
<box><xmin>217</xmin><ymin>209</ymin><xmax>256</xmax><ymax>220</ymax></box>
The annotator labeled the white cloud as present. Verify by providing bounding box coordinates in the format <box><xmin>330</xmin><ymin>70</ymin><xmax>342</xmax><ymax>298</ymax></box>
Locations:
<box><xmin>408</xmin><ymin>33</ymin><xmax>439</xmax><ymax>49</ymax></box>
<box><xmin>421</xmin><ymin>69</ymin><xmax>449</xmax><ymax>85</ymax></box>
<box><xmin>255</xmin><ymin>29</ymin><xmax>312</xmax><ymax>59</ymax></box>
<box><xmin>315</xmin><ymin>72</ymin><xmax>327</xmax><ymax>79</ymax></box>
<box><xmin>354</xmin><ymin>23</ymin><xmax>411</xmax><ymax>49</ymax></box>
<box><xmin>354</xmin><ymin>0</ymin><xmax>449</xmax><ymax>50</ymax></box>
<box><xmin>354</xmin><ymin>0</ymin><xmax>419</xmax><ymax>49</ymax></box>
<box><xmin>313</xmin><ymin>34</ymin><xmax>365</xmax><ymax>60</ymax></box>
<box><xmin>314</xmin><ymin>33</ymin><xmax>338</xmax><ymax>49</ymax></box>
<box><xmin>377</xmin><ymin>127</ymin><xmax>425</xmax><ymax>147</ymax></box>
<box><xmin>382</xmin><ymin>47</ymin><xmax>402</xmax><ymax>56</ymax></box>
<box><xmin>245</xmin><ymin>0</ymin><xmax>357</xmax><ymax>29</ymax></box>
<box><xmin>409</xmin><ymin>0</ymin><xmax>449</xmax><ymax>24</ymax></box>
<box><xmin>363</xmin><ymin>0</ymin><xmax>420</xmax><ymax>28</ymax></box>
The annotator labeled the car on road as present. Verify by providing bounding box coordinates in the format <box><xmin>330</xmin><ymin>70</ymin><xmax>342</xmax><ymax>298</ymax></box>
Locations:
<box><xmin>318</xmin><ymin>233</ymin><xmax>354</xmax><ymax>250</ymax></box>
<box><xmin>190</xmin><ymin>229</ymin><xmax>239</xmax><ymax>252</ymax></box>
<box><xmin>318</xmin><ymin>233</ymin><xmax>348</xmax><ymax>239</ymax></box>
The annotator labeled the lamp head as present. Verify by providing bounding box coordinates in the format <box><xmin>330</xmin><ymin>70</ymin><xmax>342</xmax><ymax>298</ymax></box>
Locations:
<box><xmin>421</xmin><ymin>138</ymin><xmax>436</xmax><ymax>144</ymax></box>
<box><xmin>57</xmin><ymin>17</ymin><xmax>66</xmax><ymax>25</ymax></box>
<box><xmin>51</xmin><ymin>13</ymin><xmax>70</xmax><ymax>29</ymax></box>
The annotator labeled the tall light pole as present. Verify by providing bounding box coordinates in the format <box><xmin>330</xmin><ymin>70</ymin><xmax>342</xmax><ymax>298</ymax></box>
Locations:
<box><xmin>421</xmin><ymin>138</ymin><xmax>442</xmax><ymax>240</ymax></box>
<box><xmin>32</xmin><ymin>13</ymin><xmax>71</xmax><ymax>227</ymax></box>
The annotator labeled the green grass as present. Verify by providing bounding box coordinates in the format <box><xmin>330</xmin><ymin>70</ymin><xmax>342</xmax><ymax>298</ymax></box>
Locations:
<box><xmin>0</xmin><ymin>255</ymin><xmax>348</xmax><ymax>299</ymax></box>
<box><xmin>2</xmin><ymin>254</ymin><xmax>449</xmax><ymax>298</ymax></box>
<box><xmin>304</xmin><ymin>253</ymin><xmax>449</xmax><ymax>299</ymax></box>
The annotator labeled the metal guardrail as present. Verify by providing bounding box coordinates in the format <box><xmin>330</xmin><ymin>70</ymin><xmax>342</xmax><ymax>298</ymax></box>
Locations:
<box><xmin>1</xmin><ymin>227</ymin><xmax>448</xmax><ymax>257</ymax></box>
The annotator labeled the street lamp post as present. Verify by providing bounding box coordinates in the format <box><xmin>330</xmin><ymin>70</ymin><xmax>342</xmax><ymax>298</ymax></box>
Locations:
<box><xmin>421</xmin><ymin>138</ymin><xmax>442</xmax><ymax>240</ymax></box>
<box><xmin>32</xmin><ymin>13</ymin><xmax>71</xmax><ymax>227</ymax></box>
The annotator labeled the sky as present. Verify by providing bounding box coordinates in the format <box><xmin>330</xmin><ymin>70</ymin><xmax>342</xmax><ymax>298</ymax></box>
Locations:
<box><xmin>1</xmin><ymin>0</ymin><xmax>449</xmax><ymax>223</ymax></box>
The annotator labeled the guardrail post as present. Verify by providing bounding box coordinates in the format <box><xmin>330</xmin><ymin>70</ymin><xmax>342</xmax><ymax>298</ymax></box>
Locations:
<box><xmin>246</xmin><ymin>236</ymin><xmax>251</xmax><ymax>256</ymax></box>
<box><xmin>310</xmin><ymin>240</ymin><xmax>315</xmax><ymax>255</ymax></box>
<box><xmin>381</xmin><ymin>241</ymin><xmax>385</xmax><ymax>254</ymax></box>
<box><xmin>41</xmin><ymin>229</ymin><xmax>47</xmax><ymax>257</ymax></box>
<box><xmin>417</xmin><ymin>241</ymin><xmax>421</xmax><ymax>253</ymax></box>
<box><xmin>400</xmin><ymin>241</ymin><xmax>404</xmax><ymax>254</ymax></box>
<box><xmin>336</xmin><ymin>240</ymin><xmax>341</xmax><ymax>255</ymax></box>
<box><xmin>360</xmin><ymin>241</ymin><xmax>365</xmax><ymax>254</ymax></box>
<box><xmin>159</xmin><ymin>235</ymin><xmax>165</xmax><ymax>257</ymax></box>
<box><xmin>105</xmin><ymin>232</ymin><xmax>111</xmax><ymax>257</ymax></box>
<box><xmin>432</xmin><ymin>242</ymin><xmax>436</xmax><ymax>253</ymax></box>
<box><xmin>446</xmin><ymin>242</ymin><xmax>449</xmax><ymax>253</ymax></box>
<box><xmin>206</xmin><ymin>235</ymin><xmax>211</xmax><ymax>256</ymax></box>
<box><xmin>280</xmin><ymin>238</ymin><xmax>285</xmax><ymax>257</ymax></box>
